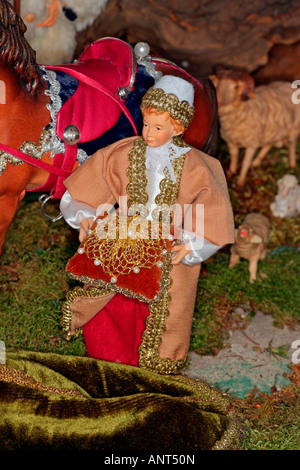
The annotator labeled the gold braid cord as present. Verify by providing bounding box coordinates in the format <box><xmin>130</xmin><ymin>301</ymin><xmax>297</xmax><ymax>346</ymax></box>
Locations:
<box><xmin>171</xmin><ymin>375</ymin><xmax>244</xmax><ymax>450</ymax></box>
<box><xmin>61</xmin><ymin>286</ymin><xmax>112</xmax><ymax>340</ymax></box>
<box><xmin>63</xmin><ymin>137</ymin><xmax>190</xmax><ymax>375</ymax></box>
<box><xmin>0</xmin><ymin>364</ymin><xmax>85</xmax><ymax>398</ymax></box>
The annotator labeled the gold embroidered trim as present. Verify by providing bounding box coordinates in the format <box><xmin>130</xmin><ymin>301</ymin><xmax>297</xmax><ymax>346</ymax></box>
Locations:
<box><xmin>126</xmin><ymin>136</ymin><xmax>188</xmax><ymax>221</ymax></box>
<box><xmin>82</xmin><ymin>215</ymin><xmax>173</xmax><ymax>280</ymax></box>
<box><xmin>171</xmin><ymin>375</ymin><xmax>244</xmax><ymax>450</ymax></box>
<box><xmin>138</xmin><ymin>248</ymin><xmax>188</xmax><ymax>375</ymax></box>
<box><xmin>61</xmin><ymin>286</ymin><xmax>112</xmax><ymax>340</ymax></box>
<box><xmin>0</xmin><ymin>364</ymin><xmax>85</xmax><ymax>398</ymax></box>
<box><xmin>125</xmin><ymin>137</ymin><xmax>190</xmax><ymax>374</ymax></box>
<box><xmin>141</xmin><ymin>88</ymin><xmax>194</xmax><ymax>129</ymax></box>
<box><xmin>126</xmin><ymin>137</ymin><xmax>149</xmax><ymax>212</ymax></box>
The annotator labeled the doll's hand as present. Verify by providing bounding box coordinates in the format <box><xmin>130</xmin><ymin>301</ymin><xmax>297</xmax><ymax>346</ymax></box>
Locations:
<box><xmin>79</xmin><ymin>218</ymin><xmax>94</xmax><ymax>242</ymax></box>
<box><xmin>171</xmin><ymin>243</ymin><xmax>191</xmax><ymax>265</ymax></box>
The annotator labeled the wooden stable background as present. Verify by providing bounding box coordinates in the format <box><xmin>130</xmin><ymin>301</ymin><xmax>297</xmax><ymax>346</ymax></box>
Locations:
<box><xmin>74</xmin><ymin>0</ymin><xmax>300</xmax><ymax>84</ymax></box>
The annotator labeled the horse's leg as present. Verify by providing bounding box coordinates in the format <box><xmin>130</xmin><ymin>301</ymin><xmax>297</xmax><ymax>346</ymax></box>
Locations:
<box><xmin>0</xmin><ymin>190</ymin><xmax>25</xmax><ymax>256</ymax></box>
<box><xmin>0</xmin><ymin>163</ymin><xmax>45</xmax><ymax>256</ymax></box>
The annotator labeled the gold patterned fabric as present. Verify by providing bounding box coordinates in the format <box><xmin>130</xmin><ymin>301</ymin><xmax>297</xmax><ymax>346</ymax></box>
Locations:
<box><xmin>0</xmin><ymin>349</ymin><xmax>243</xmax><ymax>451</ymax></box>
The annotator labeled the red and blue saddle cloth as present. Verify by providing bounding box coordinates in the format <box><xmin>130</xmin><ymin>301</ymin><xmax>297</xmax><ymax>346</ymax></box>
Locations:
<box><xmin>30</xmin><ymin>38</ymin><xmax>154</xmax><ymax>198</ymax></box>
<box><xmin>46</xmin><ymin>48</ymin><xmax>154</xmax><ymax>157</ymax></box>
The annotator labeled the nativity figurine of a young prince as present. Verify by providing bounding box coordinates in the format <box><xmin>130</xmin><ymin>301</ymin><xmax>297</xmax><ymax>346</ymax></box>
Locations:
<box><xmin>59</xmin><ymin>75</ymin><xmax>235</xmax><ymax>375</ymax></box>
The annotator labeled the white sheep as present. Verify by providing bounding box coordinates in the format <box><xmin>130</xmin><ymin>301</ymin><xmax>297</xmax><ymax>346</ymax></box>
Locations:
<box><xmin>270</xmin><ymin>174</ymin><xmax>300</xmax><ymax>217</ymax></box>
<box><xmin>211</xmin><ymin>69</ymin><xmax>300</xmax><ymax>186</ymax></box>
<box><xmin>11</xmin><ymin>0</ymin><xmax>108</xmax><ymax>65</ymax></box>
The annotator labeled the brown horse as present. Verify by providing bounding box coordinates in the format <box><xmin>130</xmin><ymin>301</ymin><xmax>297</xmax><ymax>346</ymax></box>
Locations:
<box><xmin>0</xmin><ymin>1</ymin><xmax>51</xmax><ymax>255</ymax></box>
<box><xmin>0</xmin><ymin>0</ymin><xmax>217</xmax><ymax>256</ymax></box>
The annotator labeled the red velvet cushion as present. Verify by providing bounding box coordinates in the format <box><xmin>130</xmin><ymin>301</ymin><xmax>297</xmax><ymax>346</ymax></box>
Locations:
<box><xmin>66</xmin><ymin>215</ymin><xmax>178</xmax><ymax>302</ymax></box>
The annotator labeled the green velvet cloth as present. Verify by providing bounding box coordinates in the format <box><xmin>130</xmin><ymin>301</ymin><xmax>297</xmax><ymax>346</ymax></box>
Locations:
<box><xmin>0</xmin><ymin>349</ymin><xmax>241</xmax><ymax>450</ymax></box>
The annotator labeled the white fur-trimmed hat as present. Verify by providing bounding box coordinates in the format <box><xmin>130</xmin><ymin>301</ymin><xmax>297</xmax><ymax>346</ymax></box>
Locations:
<box><xmin>153</xmin><ymin>75</ymin><xmax>195</xmax><ymax>107</ymax></box>
<box><xmin>141</xmin><ymin>75</ymin><xmax>195</xmax><ymax>128</ymax></box>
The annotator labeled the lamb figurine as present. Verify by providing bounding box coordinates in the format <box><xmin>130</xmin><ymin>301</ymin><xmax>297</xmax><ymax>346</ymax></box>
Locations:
<box><xmin>11</xmin><ymin>0</ymin><xmax>108</xmax><ymax>65</ymax></box>
<box><xmin>210</xmin><ymin>68</ymin><xmax>300</xmax><ymax>187</ymax></box>
<box><xmin>270</xmin><ymin>174</ymin><xmax>300</xmax><ymax>218</ymax></box>
<box><xmin>229</xmin><ymin>213</ymin><xmax>270</xmax><ymax>283</ymax></box>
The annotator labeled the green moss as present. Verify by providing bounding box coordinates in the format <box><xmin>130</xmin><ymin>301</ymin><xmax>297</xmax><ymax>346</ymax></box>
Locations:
<box><xmin>0</xmin><ymin>198</ymin><xmax>86</xmax><ymax>356</ymax></box>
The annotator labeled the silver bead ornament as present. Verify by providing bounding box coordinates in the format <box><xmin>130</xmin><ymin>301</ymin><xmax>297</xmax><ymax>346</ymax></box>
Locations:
<box><xmin>78</xmin><ymin>247</ymin><xmax>84</xmax><ymax>254</ymax></box>
<box><xmin>110</xmin><ymin>276</ymin><xmax>117</xmax><ymax>283</ymax></box>
<box><xmin>63</xmin><ymin>124</ymin><xmax>81</xmax><ymax>145</ymax></box>
<box><xmin>133</xmin><ymin>267</ymin><xmax>140</xmax><ymax>274</ymax></box>
<box><xmin>94</xmin><ymin>259</ymin><xmax>101</xmax><ymax>266</ymax></box>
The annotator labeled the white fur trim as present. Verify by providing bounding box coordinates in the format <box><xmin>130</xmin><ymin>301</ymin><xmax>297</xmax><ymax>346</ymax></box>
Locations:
<box><xmin>153</xmin><ymin>75</ymin><xmax>194</xmax><ymax>107</ymax></box>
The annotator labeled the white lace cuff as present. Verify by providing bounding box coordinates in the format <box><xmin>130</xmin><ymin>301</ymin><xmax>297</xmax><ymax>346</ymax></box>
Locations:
<box><xmin>59</xmin><ymin>190</ymin><xmax>97</xmax><ymax>230</ymax></box>
<box><xmin>181</xmin><ymin>229</ymin><xmax>222</xmax><ymax>265</ymax></box>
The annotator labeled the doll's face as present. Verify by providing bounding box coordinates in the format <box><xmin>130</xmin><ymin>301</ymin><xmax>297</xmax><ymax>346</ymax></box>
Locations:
<box><xmin>142</xmin><ymin>111</ymin><xmax>182</xmax><ymax>147</ymax></box>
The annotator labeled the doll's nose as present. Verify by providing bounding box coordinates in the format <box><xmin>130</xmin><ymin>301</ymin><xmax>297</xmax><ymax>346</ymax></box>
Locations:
<box><xmin>146</xmin><ymin>127</ymin><xmax>155</xmax><ymax>139</ymax></box>
<box><xmin>143</xmin><ymin>127</ymin><xmax>152</xmax><ymax>140</ymax></box>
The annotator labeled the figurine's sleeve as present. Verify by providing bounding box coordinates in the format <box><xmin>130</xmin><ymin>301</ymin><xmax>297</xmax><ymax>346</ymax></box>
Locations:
<box><xmin>62</xmin><ymin>147</ymin><xmax>115</xmax><ymax>208</ymax></box>
<box><xmin>181</xmin><ymin>230</ymin><xmax>222</xmax><ymax>265</ymax></box>
<box><xmin>60</xmin><ymin>190</ymin><xmax>116</xmax><ymax>230</ymax></box>
<box><xmin>60</xmin><ymin>137</ymin><xmax>136</xmax><ymax>229</ymax></box>
<box><xmin>176</xmin><ymin>150</ymin><xmax>235</xmax><ymax>264</ymax></box>
<box><xmin>60</xmin><ymin>190</ymin><xmax>97</xmax><ymax>229</ymax></box>
<box><xmin>59</xmin><ymin>147</ymin><xmax>114</xmax><ymax>229</ymax></box>
<box><xmin>61</xmin><ymin>137</ymin><xmax>135</xmax><ymax>209</ymax></box>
